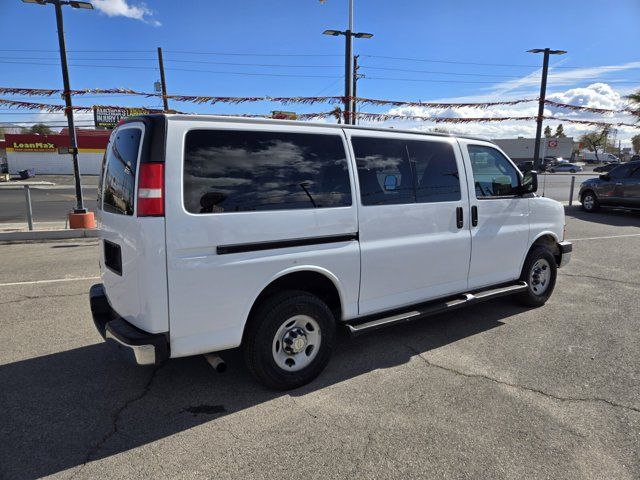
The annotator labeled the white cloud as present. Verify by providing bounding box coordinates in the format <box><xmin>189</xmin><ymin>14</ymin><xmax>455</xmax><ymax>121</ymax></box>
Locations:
<box><xmin>373</xmin><ymin>83</ymin><xmax>639</xmax><ymax>145</ymax></box>
<box><xmin>92</xmin><ymin>0</ymin><xmax>161</xmax><ymax>26</ymax></box>
<box><xmin>2</xmin><ymin>110</ymin><xmax>95</xmax><ymax>132</ymax></box>
<box><xmin>487</xmin><ymin>61</ymin><xmax>640</xmax><ymax>96</ymax></box>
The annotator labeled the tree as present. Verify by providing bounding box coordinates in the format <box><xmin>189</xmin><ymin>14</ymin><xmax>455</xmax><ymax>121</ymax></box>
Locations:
<box><xmin>554</xmin><ymin>124</ymin><xmax>566</xmax><ymax>138</ymax></box>
<box><xmin>631</xmin><ymin>134</ymin><xmax>640</xmax><ymax>154</ymax></box>
<box><xmin>544</xmin><ymin>125</ymin><xmax>552</xmax><ymax>138</ymax></box>
<box><xmin>579</xmin><ymin>127</ymin><xmax>610</xmax><ymax>162</ymax></box>
<box><xmin>628</xmin><ymin>90</ymin><xmax>640</xmax><ymax>122</ymax></box>
<box><xmin>29</xmin><ymin>123</ymin><xmax>54</xmax><ymax>135</ymax></box>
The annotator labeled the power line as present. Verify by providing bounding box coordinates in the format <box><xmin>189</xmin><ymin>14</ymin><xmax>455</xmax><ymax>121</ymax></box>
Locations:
<box><xmin>0</xmin><ymin>49</ymin><xmax>343</xmax><ymax>57</ymax></box>
<box><xmin>5</xmin><ymin>56</ymin><xmax>636</xmax><ymax>81</ymax></box>
<box><xmin>0</xmin><ymin>56</ymin><xmax>343</xmax><ymax>68</ymax></box>
<box><xmin>164</xmin><ymin>50</ymin><xmax>342</xmax><ymax>57</ymax></box>
<box><xmin>362</xmin><ymin>54</ymin><xmax>640</xmax><ymax>70</ymax></box>
<box><xmin>0</xmin><ymin>49</ymin><xmax>155</xmax><ymax>53</ymax></box>
<box><xmin>361</xmin><ymin>65</ymin><xmax>524</xmax><ymax>78</ymax></box>
<box><xmin>0</xmin><ymin>49</ymin><xmax>637</xmax><ymax>71</ymax></box>
<box><xmin>0</xmin><ymin>60</ymin><xmax>340</xmax><ymax>79</ymax></box>
<box><xmin>364</xmin><ymin>75</ymin><xmax>640</xmax><ymax>85</ymax></box>
<box><xmin>4</xmin><ymin>60</ymin><xmax>637</xmax><ymax>84</ymax></box>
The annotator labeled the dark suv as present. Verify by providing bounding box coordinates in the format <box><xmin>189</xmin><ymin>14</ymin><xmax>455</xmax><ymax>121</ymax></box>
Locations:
<box><xmin>579</xmin><ymin>161</ymin><xmax>640</xmax><ymax>212</ymax></box>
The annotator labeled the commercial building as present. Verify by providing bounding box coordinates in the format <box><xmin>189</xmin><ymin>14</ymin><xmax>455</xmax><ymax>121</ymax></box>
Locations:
<box><xmin>5</xmin><ymin>129</ymin><xmax>110</xmax><ymax>175</ymax></box>
<box><xmin>493</xmin><ymin>137</ymin><xmax>575</xmax><ymax>166</ymax></box>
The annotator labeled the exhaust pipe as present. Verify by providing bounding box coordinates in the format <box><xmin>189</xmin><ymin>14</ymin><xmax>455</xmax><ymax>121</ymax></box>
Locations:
<box><xmin>204</xmin><ymin>353</ymin><xmax>227</xmax><ymax>373</ymax></box>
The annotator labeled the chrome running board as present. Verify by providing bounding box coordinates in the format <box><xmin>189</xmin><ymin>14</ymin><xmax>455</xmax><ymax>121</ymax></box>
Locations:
<box><xmin>346</xmin><ymin>281</ymin><xmax>528</xmax><ymax>336</ymax></box>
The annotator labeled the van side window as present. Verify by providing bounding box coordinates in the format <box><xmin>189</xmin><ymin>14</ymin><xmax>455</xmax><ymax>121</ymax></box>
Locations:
<box><xmin>183</xmin><ymin>130</ymin><xmax>351</xmax><ymax>214</ymax></box>
<box><xmin>352</xmin><ymin>137</ymin><xmax>415</xmax><ymax>206</ymax></box>
<box><xmin>406</xmin><ymin>140</ymin><xmax>461</xmax><ymax>203</ymax></box>
<box><xmin>102</xmin><ymin>127</ymin><xmax>142</xmax><ymax>215</ymax></box>
<box><xmin>467</xmin><ymin>145</ymin><xmax>520</xmax><ymax>198</ymax></box>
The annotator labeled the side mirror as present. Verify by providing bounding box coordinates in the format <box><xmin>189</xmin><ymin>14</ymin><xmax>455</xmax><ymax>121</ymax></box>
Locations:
<box><xmin>519</xmin><ymin>170</ymin><xmax>538</xmax><ymax>195</ymax></box>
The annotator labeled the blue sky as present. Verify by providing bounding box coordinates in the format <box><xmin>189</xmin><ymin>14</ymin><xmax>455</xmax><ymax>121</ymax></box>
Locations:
<box><xmin>1</xmin><ymin>0</ymin><xmax>639</xmax><ymax>142</ymax></box>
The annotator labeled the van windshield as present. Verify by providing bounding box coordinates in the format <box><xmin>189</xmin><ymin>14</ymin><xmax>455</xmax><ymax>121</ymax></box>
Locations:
<box><xmin>101</xmin><ymin>126</ymin><xmax>142</xmax><ymax>215</ymax></box>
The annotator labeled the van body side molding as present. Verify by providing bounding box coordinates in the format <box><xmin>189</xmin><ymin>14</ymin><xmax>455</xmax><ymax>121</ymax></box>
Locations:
<box><xmin>216</xmin><ymin>233</ymin><xmax>359</xmax><ymax>255</ymax></box>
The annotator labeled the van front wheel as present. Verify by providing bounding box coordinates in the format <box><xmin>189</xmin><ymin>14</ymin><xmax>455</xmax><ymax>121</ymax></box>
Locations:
<box><xmin>243</xmin><ymin>290</ymin><xmax>335</xmax><ymax>390</ymax></box>
<box><xmin>516</xmin><ymin>246</ymin><xmax>557</xmax><ymax>307</ymax></box>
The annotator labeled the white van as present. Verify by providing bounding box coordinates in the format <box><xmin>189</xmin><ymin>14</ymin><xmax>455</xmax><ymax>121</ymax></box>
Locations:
<box><xmin>90</xmin><ymin>115</ymin><xmax>572</xmax><ymax>389</ymax></box>
<box><xmin>580</xmin><ymin>152</ymin><xmax>620</xmax><ymax>164</ymax></box>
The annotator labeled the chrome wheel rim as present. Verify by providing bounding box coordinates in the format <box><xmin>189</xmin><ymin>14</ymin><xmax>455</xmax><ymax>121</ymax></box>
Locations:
<box><xmin>583</xmin><ymin>195</ymin><xmax>594</xmax><ymax>210</ymax></box>
<box><xmin>529</xmin><ymin>259</ymin><xmax>551</xmax><ymax>295</ymax></box>
<box><xmin>272</xmin><ymin>315</ymin><xmax>321</xmax><ymax>372</ymax></box>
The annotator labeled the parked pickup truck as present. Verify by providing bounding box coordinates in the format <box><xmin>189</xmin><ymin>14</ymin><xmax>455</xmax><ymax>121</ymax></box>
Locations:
<box><xmin>90</xmin><ymin>115</ymin><xmax>572</xmax><ymax>389</ymax></box>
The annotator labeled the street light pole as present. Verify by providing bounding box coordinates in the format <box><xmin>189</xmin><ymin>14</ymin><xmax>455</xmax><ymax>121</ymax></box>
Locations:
<box><xmin>323</xmin><ymin>0</ymin><xmax>372</xmax><ymax>125</ymax></box>
<box><xmin>22</xmin><ymin>0</ymin><xmax>94</xmax><ymax>215</ymax></box>
<box><xmin>53</xmin><ymin>0</ymin><xmax>85</xmax><ymax>212</ymax></box>
<box><xmin>528</xmin><ymin>48</ymin><xmax>566</xmax><ymax>170</ymax></box>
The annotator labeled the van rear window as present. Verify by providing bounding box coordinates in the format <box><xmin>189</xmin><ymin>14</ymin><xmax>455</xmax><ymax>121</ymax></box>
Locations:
<box><xmin>183</xmin><ymin>130</ymin><xmax>352</xmax><ymax>214</ymax></box>
<box><xmin>102</xmin><ymin>127</ymin><xmax>142</xmax><ymax>215</ymax></box>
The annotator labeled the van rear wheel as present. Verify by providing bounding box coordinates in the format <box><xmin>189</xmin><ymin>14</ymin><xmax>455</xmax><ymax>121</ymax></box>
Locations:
<box><xmin>516</xmin><ymin>246</ymin><xmax>557</xmax><ymax>307</ymax></box>
<box><xmin>243</xmin><ymin>290</ymin><xmax>335</xmax><ymax>390</ymax></box>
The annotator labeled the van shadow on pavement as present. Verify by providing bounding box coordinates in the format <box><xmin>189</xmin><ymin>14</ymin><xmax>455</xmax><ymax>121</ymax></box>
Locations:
<box><xmin>0</xmin><ymin>300</ymin><xmax>528</xmax><ymax>480</ymax></box>
<box><xmin>565</xmin><ymin>206</ymin><xmax>640</xmax><ymax>228</ymax></box>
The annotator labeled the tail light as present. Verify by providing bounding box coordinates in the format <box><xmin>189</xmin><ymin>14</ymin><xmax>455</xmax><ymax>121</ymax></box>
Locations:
<box><xmin>137</xmin><ymin>162</ymin><xmax>164</xmax><ymax>217</ymax></box>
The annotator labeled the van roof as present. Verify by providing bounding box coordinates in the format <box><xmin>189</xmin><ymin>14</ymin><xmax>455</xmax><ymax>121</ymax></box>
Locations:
<box><xmin>131</xmin><ymin>113</ymin><xmax>494</xmax><ymax>144</ymax></box>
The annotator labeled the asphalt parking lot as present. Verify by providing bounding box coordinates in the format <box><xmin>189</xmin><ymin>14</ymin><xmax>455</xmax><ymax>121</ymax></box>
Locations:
<box><xmin>1</xmin><ymin>207</ymin><xmax>639</xmax><ymax>479</ymax></box>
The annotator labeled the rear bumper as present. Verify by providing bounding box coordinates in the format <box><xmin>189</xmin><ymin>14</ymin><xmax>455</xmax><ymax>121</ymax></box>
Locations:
<box><xmin>558</xmin><ymin>241</ymin><xmax>572</xmax><ymax>268</ymax></box>
<box><xmin>89</xmin><ymin>283</ymin><xmax>169</xmax><ymax>366</ymax></box>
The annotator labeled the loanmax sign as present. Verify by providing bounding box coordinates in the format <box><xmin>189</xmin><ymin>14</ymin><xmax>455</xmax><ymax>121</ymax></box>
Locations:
<box><xmin>12</xmin><ymin>141</ymin><xmax>56</xmax><ymax>152</ymax></box>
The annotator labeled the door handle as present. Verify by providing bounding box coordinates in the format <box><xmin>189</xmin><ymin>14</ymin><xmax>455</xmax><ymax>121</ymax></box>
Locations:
<box><xmin>456</xmin><ymin>207</ymin><xmax>463</xmax><ymax>229</ymax></box>
<box><xmin>471</xmin><ymin>206</ymin><xmax>478</xmax><ymax>227</ymax></box>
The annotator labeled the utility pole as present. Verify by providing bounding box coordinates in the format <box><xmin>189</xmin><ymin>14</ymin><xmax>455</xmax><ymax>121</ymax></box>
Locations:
<box><xmin>343</xmin><ymin>0</ymin><xmax>354</xmax><ymax>124</ymax></box>
<box><xmin>528</xmin><ymin>48</ymin><xmax>566</xmax><ymax>170</ymax></box>
<box><xmin>352</xmin><ymin>54</ymin><xmax>361</xmax><ymax>125</ymax></box>
<box><xmin>157</xmin><ymin>47</ymin><xmax>169</xmax><ymax>112</ymax></box>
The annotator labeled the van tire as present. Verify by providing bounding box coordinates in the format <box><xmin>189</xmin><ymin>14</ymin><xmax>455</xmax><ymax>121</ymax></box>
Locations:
<box><xmin>243</xmin><ymin>290</ymin><xmax>336</xmax><ymax>390</ymax></box>
<box><xmin>516</xmin><ymin>246</ymin><xmax>557</xmax><ymax>308</ymax></box>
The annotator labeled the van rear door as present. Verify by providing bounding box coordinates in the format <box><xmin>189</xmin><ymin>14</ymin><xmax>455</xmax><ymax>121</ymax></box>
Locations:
<box><xmin>98</xmin><ymin>118</ymin><xmax>169</xmax><ymax>335</ymax></box>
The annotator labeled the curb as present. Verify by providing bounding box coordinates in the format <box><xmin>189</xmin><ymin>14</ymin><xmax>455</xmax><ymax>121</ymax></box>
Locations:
<box><xmin>0</xmin><ymin>228</ymin><xmax>100</xmax><ymax>242</ymax></box>
<box><xmin>0</xmin><ymin>182</ymin><xmax>56</xmax><ymax>188</ymax></box>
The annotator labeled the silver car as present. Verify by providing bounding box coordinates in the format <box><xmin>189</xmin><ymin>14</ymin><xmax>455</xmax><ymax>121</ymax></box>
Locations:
<box><xmin>549</xmin><ymin>163</ymin><xmax>583</xmax><ymax>173</ymax></box>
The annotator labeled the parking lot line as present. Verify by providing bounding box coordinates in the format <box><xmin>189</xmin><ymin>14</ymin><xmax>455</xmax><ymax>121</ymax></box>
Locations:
<box><xmin>0</xmin><ymin>276</ymin><xmax>100</xmax><ymax>288</ymax></box>
<box><xmin>568</xmin><ymin>233</ymin><xmax>640</xmax><ymax>241</ymax></box>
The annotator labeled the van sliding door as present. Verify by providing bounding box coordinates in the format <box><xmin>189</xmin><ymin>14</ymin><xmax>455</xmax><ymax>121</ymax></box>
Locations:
<box><xmin>348</xmin><ymin>130</ymin><xmax>472</xmax><ymax>316</ymax></box>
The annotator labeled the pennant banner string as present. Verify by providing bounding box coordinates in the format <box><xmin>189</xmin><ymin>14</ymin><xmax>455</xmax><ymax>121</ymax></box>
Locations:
<box><xmin>1</xmin><ymin>87</ymin><xmax>639</xmax><ymax>115</ymax></box>
<box><xmin>0</xmin><ymin>98</ymin><xmax>638</xmax><ymax>128</ymax></box>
